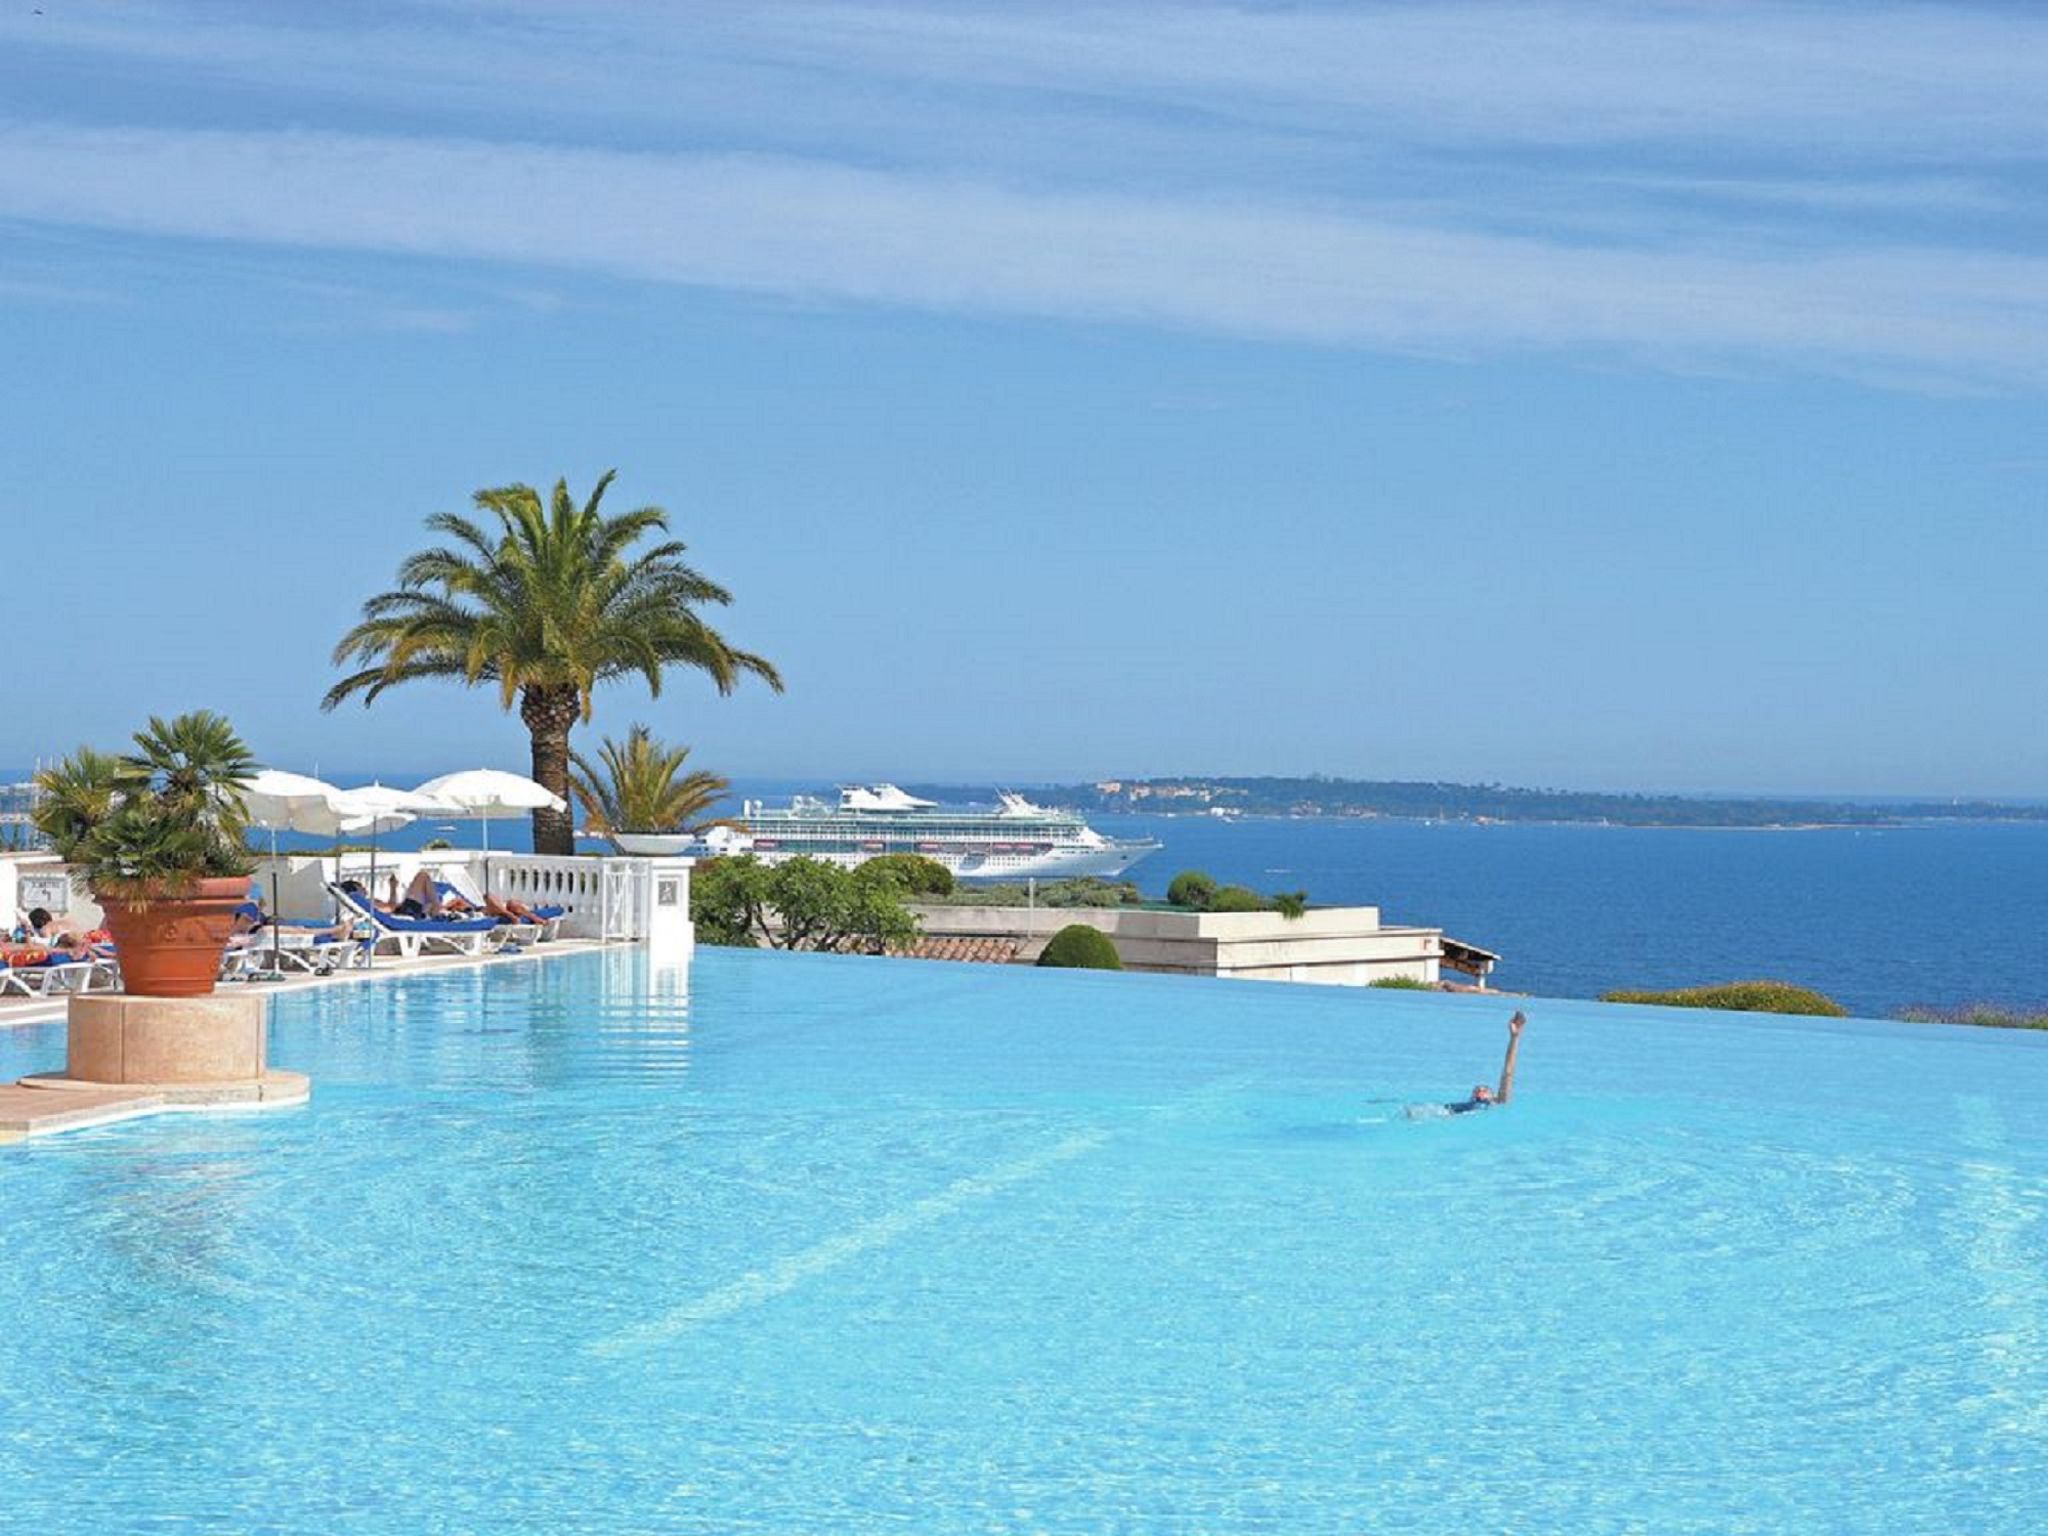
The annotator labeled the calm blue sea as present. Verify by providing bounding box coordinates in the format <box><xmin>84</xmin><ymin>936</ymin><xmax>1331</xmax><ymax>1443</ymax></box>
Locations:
<box><xmin>42</xmin><ymin>763</ymin><xmax>2035</xmax><ymax>1017</ymax></box>
<box><xmin>1093</xmin><ymin>814</ymin><xmax>2048</xmax><ymax>1016</ymax></box>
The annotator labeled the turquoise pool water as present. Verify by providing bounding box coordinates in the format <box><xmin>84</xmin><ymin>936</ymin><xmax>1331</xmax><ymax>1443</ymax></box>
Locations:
<box><xmin>2</xmin><ymin>948</ymin><xmax>2045</xmax><ymax>1533</ymax></box>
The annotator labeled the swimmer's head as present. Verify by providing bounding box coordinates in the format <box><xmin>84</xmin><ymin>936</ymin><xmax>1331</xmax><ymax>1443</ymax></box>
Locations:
<box><xmin>1471</xmin><ymin>1084</ymin><xmax>1494</xmax><ymax>1102</ymax></box>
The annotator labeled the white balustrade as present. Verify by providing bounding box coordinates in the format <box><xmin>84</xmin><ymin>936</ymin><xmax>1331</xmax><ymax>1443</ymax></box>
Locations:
<box><xmin>259</xmin><ymin>849</ymin><xmax>692</xmax><ymax>951</ymax></box>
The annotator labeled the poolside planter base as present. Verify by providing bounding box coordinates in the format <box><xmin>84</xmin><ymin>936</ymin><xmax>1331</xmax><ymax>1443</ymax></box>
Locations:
<box><xmin>64</xmin><ymin>992</ymin><xmax>276</xmax><ymax>1084</ymax></box>
<box><xmin>7</xmin><ymin>993</ymin><xmax>305</xmax><ymax>1142</ymax></box>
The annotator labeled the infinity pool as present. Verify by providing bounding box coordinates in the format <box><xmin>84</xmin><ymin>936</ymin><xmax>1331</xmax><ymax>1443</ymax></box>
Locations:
<box><xmin>2</xmin><ymin>948</ymin><xmax>2044</xmax><ymax>1533</ymax></box>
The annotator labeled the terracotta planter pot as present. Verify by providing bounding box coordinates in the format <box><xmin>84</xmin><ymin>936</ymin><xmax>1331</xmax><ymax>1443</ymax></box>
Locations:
<box><xmin>95</xmin><ymin>877</ymin><xmax>250</xmax><ymax>998</ymax></box>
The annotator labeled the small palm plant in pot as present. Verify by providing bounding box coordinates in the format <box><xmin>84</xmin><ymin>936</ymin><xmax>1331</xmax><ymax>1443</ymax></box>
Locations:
<box><xmin>570</xmin><ymin>725</ymin><xmax>728</xmax><ymax>854</ymax></box>
<box><xmin>33</xmin><ymin>712</ymin><xmax>257</xmax><ymax>997</ymax></box>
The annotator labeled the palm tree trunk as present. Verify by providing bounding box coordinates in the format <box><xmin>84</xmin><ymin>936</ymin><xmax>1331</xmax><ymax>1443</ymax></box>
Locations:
<box><xmin>520</xmin><ymin>685</ymin><xmax>582</xmax><ymax>856</ymax></box>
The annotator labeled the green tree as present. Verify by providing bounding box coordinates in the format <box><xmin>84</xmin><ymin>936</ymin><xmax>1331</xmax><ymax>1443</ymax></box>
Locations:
<box><xmin>857</xmin><ymin>853</ymin><xmax>955</xmax><ymax>896</ymax></box>
<box><xmin>323</xmin><ymin>472</ymin><xmax>780</xmax><ymax>854</ymax></box>
<box><xmin>572</xmin><ymin>724</ymin><xmax>729</xmax><ymax>847</ymax></box>
<box><xmin>1166</xmin><ymin>870</ymin><xmax>1217</xmax><ymax>909</ymax></box>
<box><xmin>766</xmin><ymin>859</ymin><xmax>919</xmax><ymax>955</ymax></box>
<box><xmin>1036</xmin><ymin>924</ymin><xmax>1123</xmax><ymax>970</ymax></box>
<box><xmin>691</xmin><ymin>855</ymin><xmax>772</xmax><ymax>947</ymax></box>
<box><xmin>690</xmin><ymin>855</ymin><xmax>918</xmax><ymax>955</ymax></box>
<box><xmin>833</xmin><ymin>867</ymin><xmax>923</xmax><ymax>955</ymax></box>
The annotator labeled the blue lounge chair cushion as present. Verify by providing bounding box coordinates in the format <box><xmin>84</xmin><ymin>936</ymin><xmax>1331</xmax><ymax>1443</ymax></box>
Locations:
<box><xmin>371</xmin><ymin>911</ymin><xmax>498</xmax><ymax>933</ymax></box>
<box><xmin>332</xmin><ymin>885</ymin><xmax>495</xmax><ymax>934</ymax></box>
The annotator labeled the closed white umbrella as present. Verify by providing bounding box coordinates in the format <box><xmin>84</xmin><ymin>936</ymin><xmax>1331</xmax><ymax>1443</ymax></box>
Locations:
<box><xmin>411</xmin><ymin>769</ymin><xmax>566</xmax><ymax>893</ymax></box>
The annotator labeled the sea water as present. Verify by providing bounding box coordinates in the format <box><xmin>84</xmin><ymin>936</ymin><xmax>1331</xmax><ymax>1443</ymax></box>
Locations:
<box><xmin>242</xmin><ymin>781</ymin><xmax>2048</xmax><ymax>1014</ymax></box>
<box><xmin>1097</xmin><ymin>814</ymin><xmax>2048</xmax><ymax>1015</ymax></box>
<box><xmin>2</xmin><ymin>947</ymin><xmax>2043</xmax><ymax>1533</ymax></box>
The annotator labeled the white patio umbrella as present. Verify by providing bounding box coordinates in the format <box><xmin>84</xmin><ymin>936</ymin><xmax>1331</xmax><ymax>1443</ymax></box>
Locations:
<box><xmin>240</xmin><ymin>769</ymin><xmax>348</xmax><ymax>974</ymax></box>
<box><xmin>411</xmin><ymin>769</ymin><xmax>566</xmax><ymax>894</ymax></box>
<box><xmin>330</xmin><ymin>784</ymin><xmax>450</xmax><ymax>959</ymax></box>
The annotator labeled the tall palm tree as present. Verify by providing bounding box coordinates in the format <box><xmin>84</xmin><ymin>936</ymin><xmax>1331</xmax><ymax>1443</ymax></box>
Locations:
<box><xmin>323</xmin><ymin>472</ymin><xmax>780</xmax><ymax>854</ymax></box>
<box><xmin>570</xmin><ymin>725</ymin><xmax>729</xmax><ymax>848</ymax></box>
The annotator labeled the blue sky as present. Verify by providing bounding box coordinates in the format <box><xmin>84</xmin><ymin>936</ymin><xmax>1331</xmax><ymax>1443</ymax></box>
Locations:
<box><xmin>1</xmin><ymin>1</ymin><xmax>2044</xmax><ymax>795</ymax></box>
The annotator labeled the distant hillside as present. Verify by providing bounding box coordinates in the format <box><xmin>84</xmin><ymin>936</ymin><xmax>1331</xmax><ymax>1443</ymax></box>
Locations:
<box><xmin>911</xmin><ymin>776</ymin><xmax>2048</xmax><ymax>829</ymax></box>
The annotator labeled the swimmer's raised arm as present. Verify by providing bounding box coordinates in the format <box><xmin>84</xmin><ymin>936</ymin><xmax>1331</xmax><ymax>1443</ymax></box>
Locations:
<box><xmin>1496</xmin><ymin>1011</ymin><xmax>1526</xmax><ymax>1105</ymax></box>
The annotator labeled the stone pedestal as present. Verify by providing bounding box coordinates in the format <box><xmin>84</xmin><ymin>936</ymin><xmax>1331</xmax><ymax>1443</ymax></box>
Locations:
<box><xmin>4</xmin><ymin>993</ymin><xmax>309</xmax><ymax>1134</ymax></box>
<box><xmin>66</xmin><ymin>992</ymin><xmax>270</xmax><ymax>1084</ymax></box>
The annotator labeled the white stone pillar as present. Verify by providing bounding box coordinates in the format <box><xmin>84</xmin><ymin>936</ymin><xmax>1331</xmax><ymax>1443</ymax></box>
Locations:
<box><xmin>642</xmin><ymin>857</ymin><xmax>695</xmax><ymax>963</ymax></box>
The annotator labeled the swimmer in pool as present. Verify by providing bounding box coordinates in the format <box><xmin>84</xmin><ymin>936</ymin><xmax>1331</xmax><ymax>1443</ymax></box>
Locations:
<box><xmin>1441</xmin><ymin>1010</ymin><xmax>1525</xmax><ymax>1115</ymax></box>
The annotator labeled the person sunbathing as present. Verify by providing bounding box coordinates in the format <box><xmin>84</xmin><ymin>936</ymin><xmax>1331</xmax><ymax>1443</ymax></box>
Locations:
<box><xmin>340</xmin><ymin>876</ymin><xmax>435</xmax><ymax>917</ymax></box>
<box><xmin>389</xmin><ymin>870</ymin><xmax>456</xmax><ymax>918</ymax></box>
<box><xmin>442</xmin><ymin>890</ymin><xmax>543</xmax><ymax>924</ymax></box>
<box><xmin>20</xmin><ymin>907</ymin><xmax>80</xmax><ymax>946</ymax></box>
<box><xmin>2</xmin><ymin>933</ymin><xmax>99</xmax><ymax>968</ymax></box>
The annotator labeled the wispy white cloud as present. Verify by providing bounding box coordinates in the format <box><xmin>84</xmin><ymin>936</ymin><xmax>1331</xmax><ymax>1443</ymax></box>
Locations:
<box><xmin>733</xmin><ymin>1</ymin><xmax>2048</xmax><ymax>156</ymax></box>
<box><xmin>12</xmin><ymin>3</ymin><xmax>2047</xmax><ymax>165</ymax></box>
<box><xmin>1</xmin><ymin>121</ymin><xmax>2041</xmax><ymax>387</ymax></box>
<box><xmin>1</xmin><ymin>2</ymin><xmax>2044</xmax><ymax>386</ymax></box>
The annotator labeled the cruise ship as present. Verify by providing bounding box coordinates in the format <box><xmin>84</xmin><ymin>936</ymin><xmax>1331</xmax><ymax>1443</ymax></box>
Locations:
<box><xmin>702</xmin><ymin>784</ymin><xmax>1159</xmax><ymax>880</ymax></box>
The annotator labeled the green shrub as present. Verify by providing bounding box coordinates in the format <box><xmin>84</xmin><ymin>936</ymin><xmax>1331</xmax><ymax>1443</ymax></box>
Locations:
<box><xmin>1271</xmin><ymin>889</ymin><xmax>1308</xmax><ymax>920</ymax></box>
<box><xmin>1897</xmin><ymin>1004</ymin><xmax>2048</xmax><ymax>1031</ymax></box>
<box><xmin>858</xmin><ymin>853</ymin><xmax>955</xmax><ymax>896</ymax></box>
<box><xmin>924</xmin><ymin>877</ymin><xmax>1142</xmax><ymax>908</ymax></box>
<box><xmin>421</xmin><ymin>837</ymin><xmax>453</xmax><ymax>851</ymax></box>
<box><xmin>1208</xmin><ymin>884</ymin><xmax>1265</xmax><ymax>913</ymax></box>
<box><xmin>1166</xmin><ymin>870</ymin><xmax>1217</xmax><ymax>909</ymax></box>
<box><xmin>1036</xmin><ymin>924</ymin><xmax>1123</xmax><ymax>970</ymax></box>
<box><xmin>1600</xmin><ymin>981</ymin><xmax>1847</xmax><ymax>1017</ymax></box>
<box><xmin>1368</xmin><ymin>975</ymin><xmax>1434</xmax><ymax>990</ymax></box>
<box><xmin>1042</xmin><ymin>878</ymin><xmax>1142</xmax><ymax>907</ymax></box>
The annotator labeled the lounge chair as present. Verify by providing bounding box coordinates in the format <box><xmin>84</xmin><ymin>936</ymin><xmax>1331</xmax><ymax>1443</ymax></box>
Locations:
<box><xmin>437</xmin><ymin>871</ymin><xmax>565</xmax><ymax>942</ymax></box>
<box><xmin>328</xmin><ymin>884</ymin><xmax>502</xmax><ymax>960</ymax></box>
<box><xmin>0</xmin><ymin>954</ymin><xmax>116</xmax><ymax>997</ymax></box>
<box><xmin>426</xmin><ymin>885</ymin><xmax>540</xmax><ymax>950</ymax></box>
<box><xmin>228</xmin><ymin>930</ymin><xmax>363</xmax><ymax>978</ymax></box>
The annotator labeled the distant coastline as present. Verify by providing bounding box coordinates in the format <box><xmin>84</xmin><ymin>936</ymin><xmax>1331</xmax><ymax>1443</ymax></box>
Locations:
<box><xmin>905</xmin><ymin>775</ymin><xmax>2048</xmax><ymax>832</ymax></box>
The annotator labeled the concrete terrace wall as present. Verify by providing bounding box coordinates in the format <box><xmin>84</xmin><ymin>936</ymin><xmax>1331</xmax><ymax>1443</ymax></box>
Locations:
<box><xmin>907</xmin><ymin>904</ymin><xmax>1443</xmax><ymax>987</ymax></box>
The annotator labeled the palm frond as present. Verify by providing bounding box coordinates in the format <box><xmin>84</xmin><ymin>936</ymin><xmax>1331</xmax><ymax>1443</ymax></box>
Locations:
<box><xmin>324</xmin><ymin>474</ymin><xmax>780</xmax><ymax>736</ymax></box>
